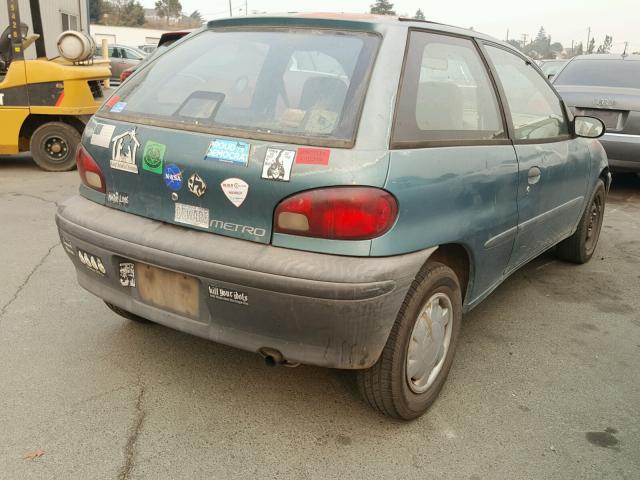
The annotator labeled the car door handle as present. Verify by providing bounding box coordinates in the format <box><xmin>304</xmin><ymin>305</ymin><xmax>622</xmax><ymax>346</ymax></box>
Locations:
<box><xmin>527</xmin><ymin>167</ymin><xmax>542</xmax><ymax>185</ymax></box>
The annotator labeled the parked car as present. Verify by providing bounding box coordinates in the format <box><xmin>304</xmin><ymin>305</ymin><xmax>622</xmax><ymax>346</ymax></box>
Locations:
<box><xmin>554</xmin><ymin>54</ymin><xmax>640</xmax><ymax>174</ymax></box>
<box><xmin>539</xmin><ymin>59</ymin><xmax>568</xmax><ymax>80</ymax></box>
<box><xmin>138</xmin><ymin>44</ymin><xmax>157</xmax><ymax>55</ymax></box>
<box><xmin>57</xmin><ymin>14</ymin><xmax>609</xmax><ymax>420</ymax></box>
<box><xmin>103</xmin><ymin>44</ymin><xmax>146</xmax><ymax>86</ymax></box>
<box><xmin>120</xmin><ymin>31</ymin><xmax>192</xmax><ymax>84</ymax></box>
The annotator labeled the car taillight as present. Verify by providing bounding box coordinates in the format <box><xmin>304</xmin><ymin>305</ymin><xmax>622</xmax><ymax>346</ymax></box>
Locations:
<box><xmin>274</xmin><ymin>187</ymin><xmax>398</xmax><ymax>240</ymax></box>
<box><xmin>120</xmin><ymin>69</ymin><xmax>132</xmax><ymax>82</ymax></box>
<box><xmin>76</xmin><ymin>145</ymin><xmax>106</xmax><ymax>193</ymax></box>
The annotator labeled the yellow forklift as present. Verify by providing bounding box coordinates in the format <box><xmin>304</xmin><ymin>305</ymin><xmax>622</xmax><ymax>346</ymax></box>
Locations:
<box><xmin>0</xmin><ymin>0</ymin><xmax>111</xmax><ymax>171</ymax></box>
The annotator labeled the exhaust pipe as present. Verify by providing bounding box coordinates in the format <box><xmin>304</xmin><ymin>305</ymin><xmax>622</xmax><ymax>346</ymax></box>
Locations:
<box><xmin>259</xmin><ymin>348</ymin><xmax>299</xmax><ymax>368</ymax></box>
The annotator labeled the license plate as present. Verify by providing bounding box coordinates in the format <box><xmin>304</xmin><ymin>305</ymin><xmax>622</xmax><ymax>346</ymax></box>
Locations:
<box><xmin>135</xmin><ymin>263</ymin><xmax>199</xmax><ymax>318</ymax></box>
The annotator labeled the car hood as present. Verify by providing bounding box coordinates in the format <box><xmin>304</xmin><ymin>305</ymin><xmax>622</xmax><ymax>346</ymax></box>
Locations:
<box><xmin>555</xmin><ymin>85</ymin><xmax>640</xmax><ymax>111</ymax></box>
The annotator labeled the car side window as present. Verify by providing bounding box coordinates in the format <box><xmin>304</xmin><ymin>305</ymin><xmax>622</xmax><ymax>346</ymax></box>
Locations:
<box><xmin>393</xmin><ymin>31</ymin><xmax>505</xmax><ymax>145</ymax></box>
<box><xmin>485</xmin><ymin>45</ymin><xmax>568</xmax><ymax>141</ymax></box>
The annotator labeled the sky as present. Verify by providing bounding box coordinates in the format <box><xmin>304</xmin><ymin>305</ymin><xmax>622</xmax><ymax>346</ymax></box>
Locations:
<box><xmin>142</xmin><ymin>0</ymin><xmax>640</xmax><ymax>53</ymax></box>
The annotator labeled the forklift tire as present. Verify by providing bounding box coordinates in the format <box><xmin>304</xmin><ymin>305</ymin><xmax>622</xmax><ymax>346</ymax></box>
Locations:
<box><xmin>30</xmin><ymin>122</ymin><xmax>80</xmax><ymax>172</ymax></box>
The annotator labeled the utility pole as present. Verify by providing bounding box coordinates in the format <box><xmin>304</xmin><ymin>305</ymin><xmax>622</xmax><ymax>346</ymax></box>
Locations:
<box><xmin>586</xmin><ymin>26</ymin><xmax>591</xmax><ymax>53</ymax></box>
<box><xmin>506</xmin><ymin>28</ymin><xmax>509</xmax><ymax>42</ymax></box>
<box><xmin>229</xmin><ymin>0</ymin><xmax>232</xmax><ymax>17</ymax></box>
<box><xmin>571</xmin><ymin>40</ymin><xmax>574</xmax><ymax>56</ymax></box>
<box><xmin>623</xmin><ymin>41</ymin><xmax>629</xmax><ymax>56</ymax></box>
<box><xmin>522</xmin><ymin>33</ymin><xmax>528</xmax><ymax>47</ymax></box>
<box><xmin>245</xmin><ymin>0</ymin><xmax>248</xmax><ymax>16</ymax></box>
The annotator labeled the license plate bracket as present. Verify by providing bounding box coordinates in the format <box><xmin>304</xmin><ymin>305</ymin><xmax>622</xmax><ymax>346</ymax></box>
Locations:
<box><xmin>135</xmin><ymin>263</ymin><xmax>200</xmax><ymax>318</ymax></box>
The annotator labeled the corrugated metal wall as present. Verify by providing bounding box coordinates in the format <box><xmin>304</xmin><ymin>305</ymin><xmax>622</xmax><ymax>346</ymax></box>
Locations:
<box><xmin>0</xmin><ymin>0</ymin><xmax>88</xmax><ymax>59</ymax></box>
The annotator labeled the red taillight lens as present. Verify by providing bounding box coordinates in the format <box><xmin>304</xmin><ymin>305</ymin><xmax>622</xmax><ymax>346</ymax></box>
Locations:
<box><xmin>76</xmin><ymin>145</ymin><xmax>106</xmax><ymax>193</ymax></box>
<box><xmin>274</xmin><ymin>187</ymin><xmax>398</xmax><ymax>240</ymax></box>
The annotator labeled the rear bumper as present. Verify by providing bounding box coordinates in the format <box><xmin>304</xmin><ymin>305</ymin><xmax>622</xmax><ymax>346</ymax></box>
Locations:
<box><xmin>600</xmin><ymin>133</ymin><xmax>640</xmax><ymax>172</ymax></box>
<box><xmin>56</xmin><ymin>195</ymin><xmax>435</xmax><ymax>369</ymax></box>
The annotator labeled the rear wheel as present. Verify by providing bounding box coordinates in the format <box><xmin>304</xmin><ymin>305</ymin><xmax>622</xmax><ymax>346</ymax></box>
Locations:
<box><xmin>556</xmin><ymin>179</ymin><xmax>606</xmax><ymax>264</ymax></box>
<box><xmin>30</xmin><ymin>122</ymin><xmax>80</xmax><ymax>171</ymax></box>
<box><xmin>357</xmin><ymin>261</ymin><xmax>462</xmax><ymax>420</ymax></box>
<box><xmin>104</xmin><ymin>302</ymin><xmax>152</xmax><ymax>324</ymax></box>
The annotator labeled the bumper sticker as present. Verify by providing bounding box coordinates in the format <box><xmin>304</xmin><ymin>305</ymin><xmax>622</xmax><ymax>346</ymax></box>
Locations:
<box><xmin>77</xmin><ymin>249</ymin><xmax>106</xmax><ymax>276</ymax></box>
<box><xmin>61</xmin><ymin>237</ymin><xmax>74</xmax><ymax>255</ymax></box>
<box><xmin>261</xmin><ymin>148</ymin><xmax>295</xmax><ymax>182</ymax></box>
<box><xmin>220</xmin><ymin>178</ymin><xmax>249</xmax><ymax>207</ymax></box>
<box><xmin>142</xmin><ymin>141</ymin><xmax>166</xmax><ymax>174</ymax></box>
<box><xmin>106</xmin><ymin>191</ymin><xmax>129</xmax><ymax>207</ymax></box>
<box><xmin>110</xmin><ymin>129</ymin><xmax>140</xmax><ymax>173</ymax></box>
<box><xmin>90</xmin><ymin>123</ymin><xmax>115</xmax><ymax>148</ymax></box>
<box><xmin>175</xmin><ymin>203</ymin><xmax>209</xmax><ymax>229</ymax></box>
<box><xmin>205</xmin><ymin>139</ymin><xmax>250</xmax><ymax>166</ymax></box>
<box><xmin>208</xmin><ymin>285</ymin><xmax>249</xmax><ymax>306</ymax></box>
<box><xmin>296</xmin><ymin>147</ymin><xmax>330</xmax><ymax>165</ymax></box>
<box><xmin>119</xmin><ymin>263</ymin><xmax>136</xmax><ymax>287</ymax></box>
<box><xmin>164</xmin><ymin>164</ymin><xmax>183</xmax><ymax>191</ymax></box>
<box><xmin>187</xmin><ymin>172</ymin><xmax>207</xmax><ymax>198</ymax></box>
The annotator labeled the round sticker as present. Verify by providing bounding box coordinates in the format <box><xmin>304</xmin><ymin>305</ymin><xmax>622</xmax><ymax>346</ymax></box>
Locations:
<box><xmin>164</xmin><ymin>164</ymin><xmax>183</xmax><ymax>191</ymax></box>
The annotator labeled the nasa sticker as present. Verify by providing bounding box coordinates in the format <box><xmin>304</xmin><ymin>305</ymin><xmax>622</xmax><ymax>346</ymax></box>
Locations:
<box><xmin>164</xmin><ymin>164</ymin><xmax>183</xmax><ymax>191</ymax></box>
<box><xmin>220</xmin><ymin>178</ymin><xmax>249</xmax><ymax>207</ymax></box>
<box><xmin>261</xmin><ymin>148</ymin><xmax>295</xmax><ymax>182</ymax></box>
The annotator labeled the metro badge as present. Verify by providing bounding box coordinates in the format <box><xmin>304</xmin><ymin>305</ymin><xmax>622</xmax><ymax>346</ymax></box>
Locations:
<box><xmin>110</xmin><ymin>129</ymin><xmax>140</xmax><ymax>173</ymax></box>
<box><xmin>205</xmin><ymin>139</ymin><xmax>250</xmax><ymax>166</ymax></box>
<box><xmin>220</xmin><ymin>178</ymin><xmax>249</xmax><ymax>207</ymax></box>
<box><xmin>261</xmin><ymin>148</ymin><xmax>295</xmax><ymax>182</ymax></box>
<box><xmin>188</xmin><ymin>172</ymin><xmax>207</xmax><ymax>198</ymax></box>
<box><xmin>142</xmin><ymin>141</ymin><xmax>166</xmax><ymax>174</ymax></box>
<box><xmin>164</xmin><ymin>164</ymin><xmax>183</xmax><ymax>191</ymax></box>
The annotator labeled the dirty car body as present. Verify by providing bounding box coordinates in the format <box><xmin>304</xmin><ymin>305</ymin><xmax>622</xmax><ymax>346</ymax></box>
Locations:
<box><xmin>56</xmin><ymin>15</ymin><xmax>609</xmax><ymax>418</ymax></box>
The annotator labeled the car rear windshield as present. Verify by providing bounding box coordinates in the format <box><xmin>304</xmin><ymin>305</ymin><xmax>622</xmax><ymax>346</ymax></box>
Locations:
<box><xmin>554</xmin><ymin>59</ymin><xmax>640</xmax><ymax>89</ymax></box>
<box><xmin>102</xmin><ymin>28</ymin><xmax>380</xmax><ymax>146</ymax></box>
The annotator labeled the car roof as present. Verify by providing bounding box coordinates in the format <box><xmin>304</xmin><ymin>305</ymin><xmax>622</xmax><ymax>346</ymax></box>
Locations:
<box><xmin>571</xmin><ymin>53</ymin><xmax>640</xmax><ymax>62</ymax></box>
<box><xmin>206</xmin><ymin>12</ymin><xmax>511</xmax><ymax>47</ymax></box>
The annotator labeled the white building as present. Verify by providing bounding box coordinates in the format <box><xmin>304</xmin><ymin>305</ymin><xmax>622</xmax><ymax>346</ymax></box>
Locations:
<box><xmin>0</xmin><ymin>0</ymin><xmax>88</xmax><ymax>59</ymax></box>
<box><xmin>90</xmin><ymin>24</ymin><xmax>170</xmax><ymax>48</ymax></box>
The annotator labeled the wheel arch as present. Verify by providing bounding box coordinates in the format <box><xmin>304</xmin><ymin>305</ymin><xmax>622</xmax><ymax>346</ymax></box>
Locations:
<box><xmin>427</xmin><ymin>243</ymin><xmax>473</xmax><ymax>302</ymax></box>
<box><xmin>18</xmin><ymin>114</ymin><xmax>87</xmax><ymax>151</ymax></box>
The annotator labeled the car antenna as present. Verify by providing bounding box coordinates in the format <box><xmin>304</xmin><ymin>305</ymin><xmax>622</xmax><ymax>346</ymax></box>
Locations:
<box><xmin>622</xmin><ymin>41</ymin><xmax>628</xmax><ymax>58</ymax></box>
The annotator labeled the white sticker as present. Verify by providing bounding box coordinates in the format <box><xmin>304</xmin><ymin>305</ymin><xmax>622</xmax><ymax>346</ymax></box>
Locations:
<box><xmin>220</xmin><ymin>178</ymin><xmax>249</xmax><ymax>207</ymax></box>
<box><xmin>261</xmin><ymin>148</ymin><xmax>295</xmax><ymax>182</ymax></box>
<box><xmin>174</xmin><ymin>203</ymin><xmax>209</xmax><ymax>228</ymax></box>
<box><xmin>90</xmin><ymin>123</ymin><xmax>116</xmax><ymax>148</ymax></box>
<box><xmin>110</xmin><ymin>129</ymin><xmax>140</xmax><ymax>173</ymax></box>
<box><xmin>119</xmin><ymin>263</ymin><xmax>136</xmax><ymax>287</ymax></box>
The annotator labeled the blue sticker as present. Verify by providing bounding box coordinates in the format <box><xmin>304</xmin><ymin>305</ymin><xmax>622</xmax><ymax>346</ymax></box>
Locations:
<box><xmin>163</xmin><ymin>164</ymin><xmax>183</xmax><ymax>191</ymax></box>
<box><xmin>205</xmin><ymin>139</ymin><xmax>250</xmax><ymax>166</ymax></box>
<box><xmin>110</xmin><ymin>102</ymin><xmax>127</xmax><ymax>113</ymax></box>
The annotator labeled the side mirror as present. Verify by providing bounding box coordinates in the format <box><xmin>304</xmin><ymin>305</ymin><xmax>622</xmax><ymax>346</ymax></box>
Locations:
<box><xmin>574</xmin><ymin>116</ymin><xmax>605</xmax><ymax>139</ymax></box>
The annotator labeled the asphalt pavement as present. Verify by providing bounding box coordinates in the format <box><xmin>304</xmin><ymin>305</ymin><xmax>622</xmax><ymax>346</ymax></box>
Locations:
<box><xmin>1</xmin><ymin>154</ymin><xmax>639</xmax><ymax>479</ymax></box>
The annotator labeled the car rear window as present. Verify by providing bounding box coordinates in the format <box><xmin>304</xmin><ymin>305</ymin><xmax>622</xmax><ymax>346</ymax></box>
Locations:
<box><xmin>102</xmin><ymin>29</ymin><xmax>380</xmax><ymax>146</ymax></box>
<box><xmin>554</xmin><ymin>59</ymin><xmax>640</xmax><ymax>89</ymax></box>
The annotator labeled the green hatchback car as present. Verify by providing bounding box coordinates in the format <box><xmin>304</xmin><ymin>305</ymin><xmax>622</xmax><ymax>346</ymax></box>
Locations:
<box><xmin>56</xmin><ymin>14</ymin><xmax>609</xmax><ymax>420</ymax></box>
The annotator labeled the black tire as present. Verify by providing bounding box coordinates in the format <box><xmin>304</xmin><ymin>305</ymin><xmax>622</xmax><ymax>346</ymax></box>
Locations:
<box><xmin>357</xmin><ymin>261</ymin><xmax>462</xmax><ymax>420</ymax></box>
<box><xmin>555</xmin><ymin>179</ymin><xmax>606</xmax><ymax>264</ymax></box>
<box><xmin>104</xmin><ymin>302</ymin><xmax>152</xmax><ymax>324</ymax></box>
<box><xmin>30</xmin><ymin>121</ymin><xmax>80</xmax><ymax>172</ymax></box>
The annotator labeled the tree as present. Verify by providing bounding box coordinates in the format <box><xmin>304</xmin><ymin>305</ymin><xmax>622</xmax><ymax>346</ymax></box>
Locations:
<box><xmin>189</xmin><ymin>10</ymin><xmax>204</xmax><ymax>25</ymax></box>
<box><xmin>413</xmin><ymin>9</ymin><xmax>425</xmax><ymax>20</ymax></box>
<box><xmin>101</xmin><ymin>1</ymin><xmax>145</xmax><ymax>26</ymax></box>
<box><xmin>535</xmin><ymin>26</ymin><xmax>547</xmax><ymax>43</ymax></box>
<box><xmin>506</xmin><ymin>39</ymin><xmax>523</xmax><ymax>51</ymax></box>
<box><xmin>596</xmin><ymin>35</ymin><xmax>613</xmax><ymax>54</ymax></box>
<box><xmin>155</xmin><ymin>0</ymin><xmax>183</xmax><ymax>23</ymax></box>
<box><xmin>89</xmin><ymin>0</ymin><xmax>104</xmax><ymax>23</ymax></box>
<box><xmin>587</xmin><ymin>37</ymin><xmax>596</xmax><ymax>54</ymax></box>
<box><xmin>370</xmin><ymin>0</ymin><xmax>396</xmax><ymax>15</ymax></box>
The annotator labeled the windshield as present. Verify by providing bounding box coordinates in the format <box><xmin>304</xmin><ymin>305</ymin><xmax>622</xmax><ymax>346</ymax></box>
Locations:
<box><xmin>554</xmin><ymin>59</ymin><xmax>640</xmax><ymax>89</ymax></box>
<box><xmin>102</xmin><ymin>29</ymin><xmax>380</xmax><ymax>145</ymax></box>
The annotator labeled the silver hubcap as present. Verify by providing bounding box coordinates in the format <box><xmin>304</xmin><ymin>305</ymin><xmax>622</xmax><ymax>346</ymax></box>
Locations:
<box><xmin>406</xmin><ymin>292</ymin><xmax>453</xmax><ymax>394</ymax></box>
